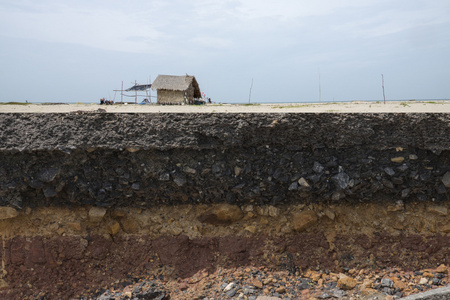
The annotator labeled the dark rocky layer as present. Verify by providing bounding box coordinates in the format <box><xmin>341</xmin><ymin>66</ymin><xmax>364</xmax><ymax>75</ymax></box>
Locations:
<box><xmin>0</xmin><ymin>113</ymin><xmax>449</xmax><ymax>207</ymax></box>
<box><xmin>0</xmin><ymin>147</ymin><xmax>449</xmax><ymax>208</ymax></box>
<box><xmin>1</xmin><ymin>113</ymin><xmax>449</xmax><ymax>151</ymax></box>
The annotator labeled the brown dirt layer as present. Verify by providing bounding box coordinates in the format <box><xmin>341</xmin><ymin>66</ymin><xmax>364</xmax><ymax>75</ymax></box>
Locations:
<box><xmin>0</xmin><ymin>233</ymin><xmax>449</xmax><ymax>299</ymax></box>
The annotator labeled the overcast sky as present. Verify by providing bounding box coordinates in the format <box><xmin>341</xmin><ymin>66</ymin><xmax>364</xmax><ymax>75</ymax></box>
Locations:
<box><xmin>1</xmin><ymin>0</ymin><xmax>449</xmax><ymax>103</ymax></box>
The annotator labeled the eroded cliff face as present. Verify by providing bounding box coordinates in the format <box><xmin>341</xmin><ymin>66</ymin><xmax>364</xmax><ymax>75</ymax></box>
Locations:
<box><xmin>0</xmin><ymin>203</ymin><xmax>449</xmax><ymax>299</ymax></box>
<box><xmin>0</xmin><ymin>113</ymin><xmax>449</xmax><ymax>299</ymax></box>
<box><xmin>0</xmin><ymin>113</ymin><xmax>449</xmax><ymax>208</ymax></box>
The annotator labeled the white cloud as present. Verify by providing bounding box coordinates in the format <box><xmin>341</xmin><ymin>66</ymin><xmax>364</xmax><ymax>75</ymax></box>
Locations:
<box><xmin>0</xmin><ymin>1</ymin><xmax>164</xmax><ymax>53</ymax></box>
<box><xmin>331</xmin><ymin>6</ymin><xmax>450</xmax><ymax>39</ymax></box>
<box><xmin>190</xmin><ymin>36</ymin><xmax>232</xmax><ymax>49</ymax></box>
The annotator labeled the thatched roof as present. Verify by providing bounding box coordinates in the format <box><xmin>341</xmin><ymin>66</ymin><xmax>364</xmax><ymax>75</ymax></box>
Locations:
<box><xmin>151</xmin><ymin>75</ymin><xmax>201</xmax><ymax>98</ymax></box>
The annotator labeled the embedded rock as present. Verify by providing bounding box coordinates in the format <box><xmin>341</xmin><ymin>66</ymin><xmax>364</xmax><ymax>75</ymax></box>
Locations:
<box><xmin>442</xmin><ymin>172</ymin><xmax>450</xmax><ymax>188</ymax></box>
<box><xmin>198</xmin><ymin>204</ymin><xmax>244</xmax><ymax>225</ymax></box>
<box><xmin>426</xmin><ymin>205</ymin><xmax>448</xmax><ymax>216</ymax></box>
<box><xmin>337</xmin><ymin>275</ymin><xmax>357</xmax><ymax>290</ymax></box>
<box><xmin>292</xmin><ymin>210</ymin><xmax>318</xmax><ymax>232</ymax></box>
<box><xmin>89</xmin><ymin>207</ymin><xmax>107</xmax><ymax>223</ymax></box>
<box><xmin>0</xmin><ymin>207</ymin><xmax>18</xmax><ymax>220</ymax></box>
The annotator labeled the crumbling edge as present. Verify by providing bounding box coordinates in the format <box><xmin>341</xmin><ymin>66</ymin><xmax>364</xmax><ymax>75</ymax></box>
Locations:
<box><xmin>402</xmin><ymin>286</ymin><xmax>450</xmax><ymax>300</ymax></box>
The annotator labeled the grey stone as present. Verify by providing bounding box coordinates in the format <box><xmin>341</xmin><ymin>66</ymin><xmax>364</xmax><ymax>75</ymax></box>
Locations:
<box><xmin>382</xmin><ymin>179</ymin><xmax>394</xmax><ymax>189</ymax></box>
<box><xmin>331</xmin><ymin>191</ymin><xmax>345</xmax><ymax>201</ymax></box>
<box><xmin>432</xmin><ymin>278</ymin><xmax>441</xmax><ymax>286</ymax></box>
<box><xmin>397</xmin><ymin>164</ymin><xmax>409</xmax><ymax>172</ymax></box>
<box><xmin>384</xmin><ymin>167</ymin><xmax>395</xmax><ymax>176</ymax></box>
<box><xmin>361</xmin><ymin>158</ymin><xmax>373</xmax><ymax>164</ymax></box>
<box><xmin>103</xmin><ymin>182</ymin><xmax>113</xmax><ymax>191</ymax></box>
<box><xmin>43</xmin><ymin>186</ymin><xmax>57</xmax><ymax>198</ymax></box>
<box><xmin>332</xmin><ymin>172</ymin><xmax>350</xmax><ymax>190</ymax></box>
<box><xmin>437</xmin><ymin>185</ymin><xmax>447</xmax><ymax>194</ymax></box>
<box><xmin>212</xmin><ymin>163</ymin><xmax>221</xmax><ymax>173</ymax></box>
<box><xmin>381</xmin><ymin>278</ymin><xmax>394</xmax><ymax>288</ymax></box>
<box><xmin>38</xmin><ymin>167</ymin><xmax>60</xmax><ymax>183</ymax></box>
<box><xmin>288</xmin><ymin>182</ymin><xmax>298</xmax><ymax>191</ymax></box>
<box><xmin>442</xmin><ymin>172</ymin><xmax>450</xmax><ymax>188</ymax></box>
<box><xmin>225</xmin><ymin>289</ymin><xmax>236</xmax><ymax>297</ymax></box>
<box><xmin>159</xmin><ymin>172</ymin><xmax>170</xmax><ymax>181</ymax></box>
<box><xmin>313</xmin><ymin>162</ymin><xmax>324</xmax><ymax>174</ymax></box>
<box><xmin>401</xmin><ymin>188</ymin><xmax>411</xmax><ymax>198</ymax></box>
<box><xmin>173</xmin><ymin>176</ymin><xmax>186</xmax><ymax>187</ymax></box>
<box><xmin>421</xmin><ymin>172</ymin><xmax>432</xmax><ymax>181</ymax></box>
<box><xmin>333</xmin><ymin>290</ymin><xmax>346</xmax><ymax>298</ymax></box>
<box><xmin>28</xmin><ymin>179</ymin><xmax>43</xmax><ymax>189</ymax></box>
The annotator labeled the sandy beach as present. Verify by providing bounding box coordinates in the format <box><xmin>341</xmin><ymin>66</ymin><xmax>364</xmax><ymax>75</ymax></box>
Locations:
<box><xmin>1</xmin><ymin>100</ymin><xmax>450</xmax><ymax>113</ymax></box>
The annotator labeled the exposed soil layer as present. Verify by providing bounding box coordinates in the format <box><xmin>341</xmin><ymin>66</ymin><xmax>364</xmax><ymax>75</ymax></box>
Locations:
<box><xmin>0</xmin><ymin>203</ymin><xmax>448</xmax><ymax>299</ymax></box>
<box><xmin>1</xmin><ymin>233</ymin><xmax>449</xmax><ymax>299</ymax></box>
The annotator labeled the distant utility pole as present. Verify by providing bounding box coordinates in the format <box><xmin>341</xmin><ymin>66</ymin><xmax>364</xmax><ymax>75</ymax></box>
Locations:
<box><xmin>318</xmin><ymin>68</ymin><xmax>322</xmax><ymax>102</ymax></box>
<box><xmin>248</xmin><ymin>78</ymin><xmax>254</xmax><ymax>104</ymax></box>
<box><xmin>381</xmin><ymin>74</ymin><xmax>386</xmax><ymax>104</ymax></box>
<box><xmin>134</xmin><ymin>80</ymin><xmax>137</xmax><ymax>103</ymax></box>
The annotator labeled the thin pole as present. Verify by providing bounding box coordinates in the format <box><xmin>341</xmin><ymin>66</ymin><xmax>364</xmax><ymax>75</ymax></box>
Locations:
<box><xmin>121</xmin><ymin>81</ymin><xmax>123</xmax><ymax>103</ymax></box>
<box><xmin>382</xmin><ymin>74</ymin><xmax>386</xmax><ymax>104</ymax></box>
<box><xmin>248</xmin><ymin>78</ymin><xmax>254</xmax><ymax>104</ymax></box>
<box><xmin>135</xmin><ymin>80</ymin><xmax>137</xmax><ymax>103</ymax></box>
<box><xmin>318</xmin><ymin>68</ymin><xmax>322</xmax><ymax>103</ymax></box>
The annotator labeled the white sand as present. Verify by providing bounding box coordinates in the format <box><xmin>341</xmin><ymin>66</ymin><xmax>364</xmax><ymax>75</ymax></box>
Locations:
<box><xmin>1</xmin><ymin>101</ymin><xmax>450</xmax><ymax>113</ymax></box>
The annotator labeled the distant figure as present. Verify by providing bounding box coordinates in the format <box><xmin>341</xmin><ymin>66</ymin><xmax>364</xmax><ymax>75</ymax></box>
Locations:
<box><xmin>208</xmin><ymin>98</ymin><xmax>212</xmax><ymax>104</ymax></box>
<box><xmin>100</xmin><ymin>98</ymin><xmax>105</xmax><ymax>105</ymax></box>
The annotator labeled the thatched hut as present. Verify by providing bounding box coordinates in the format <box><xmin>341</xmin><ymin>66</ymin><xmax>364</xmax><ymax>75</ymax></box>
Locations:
<box><xmin>151</xmin><ymin>75</ymin><xmax>201</xmax><ymax>105</ymax></box>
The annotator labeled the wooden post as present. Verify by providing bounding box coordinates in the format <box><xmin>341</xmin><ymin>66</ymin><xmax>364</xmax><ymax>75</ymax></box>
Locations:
<box><xmin>318</xmin><ymin>68</ymin><xmax>322</xmax><ymax>103</ymax></box>
<box><xmin>248</xmin><ymin>78</ymin><xmax>253</xmax><ymax>104</ymax></box>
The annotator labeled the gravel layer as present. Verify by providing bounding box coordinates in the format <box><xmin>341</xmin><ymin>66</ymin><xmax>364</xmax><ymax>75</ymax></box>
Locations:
<box><xmin>83</xmin><ymin>264</ymin><xmax>449</xmax><ymax>300</ymax></box>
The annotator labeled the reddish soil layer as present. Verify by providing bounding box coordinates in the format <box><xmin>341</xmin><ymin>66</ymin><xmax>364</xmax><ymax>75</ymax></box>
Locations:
<box><xmin>1</xmin><ymin>233</ymin><xmax>449</xmax><ymax>299</ymax></box>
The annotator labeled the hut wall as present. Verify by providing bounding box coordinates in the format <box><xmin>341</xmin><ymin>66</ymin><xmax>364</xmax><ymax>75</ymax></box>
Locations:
<box><xmin>185</xmin><ymin>84</ymin><xmax>195</xmax><ymax>100</ymax></box>
<box><xmin>157</xmin><ymin>90</ymin><xmax>185</xmax><ymax>104</ymax></box>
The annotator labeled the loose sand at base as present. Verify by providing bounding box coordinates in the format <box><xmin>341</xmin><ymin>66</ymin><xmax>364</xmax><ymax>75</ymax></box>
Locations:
<box><xmin>1</xmin><ymin>100</ymin><xmax>450</xmax><ymax>113</ymax></box>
